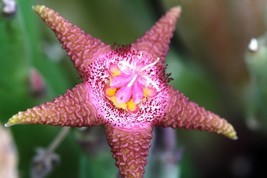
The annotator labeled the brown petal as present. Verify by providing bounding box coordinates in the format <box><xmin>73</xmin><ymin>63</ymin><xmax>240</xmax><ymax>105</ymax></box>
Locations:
<box><xmin>132</xmin><ymin>6</ymin><xmax>181</xmax><ymax>63</ymax></box>
<box><xmin>158</xmin><ymin>87</ymin><xmax>237</xmax><ymax>140</ymax></box>
<box><xmin>33</xmin><ymin>5</ymin><xmax>110</xmax><ymax>75</ymax></box>
<box><xmin>105</xmin><ymin>124</ymin><xmax>153</xmax><ymax>178</ymax></box>
<box><xmin>5</xmin><ymin>83</ymin><xmax>100</xmax><ymax>127</ymax></box>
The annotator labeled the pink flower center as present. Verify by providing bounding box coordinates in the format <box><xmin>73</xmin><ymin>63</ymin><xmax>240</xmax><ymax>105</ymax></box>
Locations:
<box><xmin>104</xmin><ymin>52</ymin><xmax>160</xmax><ymax>112</ymax></box>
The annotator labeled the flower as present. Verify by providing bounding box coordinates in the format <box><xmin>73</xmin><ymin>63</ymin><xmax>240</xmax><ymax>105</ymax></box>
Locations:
<box><xmin>5</xmin><ymin>5</ymin><xmax>237</xmax><ymax>178</ymax></box>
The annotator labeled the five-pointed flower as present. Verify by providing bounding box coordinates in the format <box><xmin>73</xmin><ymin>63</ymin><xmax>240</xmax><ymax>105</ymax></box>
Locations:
<box><xmin>5</xmin><ymin>5</ymin><xmax>237</xmax><ymax>178</ymax></box>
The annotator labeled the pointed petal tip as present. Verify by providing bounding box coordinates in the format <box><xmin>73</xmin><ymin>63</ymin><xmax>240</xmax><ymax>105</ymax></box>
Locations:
<box><xmin>4</xmin><ymin>123</ymin><xmax>12</xmax><ymax>128</ymax></box>
<box><xmin>32</xmin><ymin>5</ymin><xmax>46</xmax><ymax>14</ymax></box>
<box><xmin>232</xmin><ymin>135</ymin><xmax>238</xmax><ymax>140</ymax></box>
<box><xmin>4</xmin><ymin>117</ymin><xmax>19</xmax><ymax>128</ymax></box>
<box><xmin>165</xmin><ymin>6</ymin><xmax>182</xmax><ymax>21</ymax></box>
<box><xmin>225</xmin><ymin>132</ymin><xmax>238</xmax><ymax>140</ymax></box>
<box><xmin>226</xmin><ymin>129</ymin><xmax>238</xmax><ymax>140</ymax></box>
<box><xmin>33</xmin><ymin>5</ymin><xmax>49</xmax><ymax>19</ymax></box>
<box><xmin>220</xmin><ymin>123</ymin><xmax>238</xmax><ymax>140</ymax></box>
<box><xmin>170</xmin><ymin>6</ymin><xmax>182</xmax><ymax>16</ymax></box>
<box><xmin>4</xmin><ymin>112</ymin><xmax>34</xmax><ymax>127</ymax></box>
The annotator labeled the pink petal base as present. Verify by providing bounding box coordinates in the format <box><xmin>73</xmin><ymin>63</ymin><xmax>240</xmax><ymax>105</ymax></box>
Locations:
<box><xmin>105</xmin><ymin>124</ymin><xmax>153</xmax><ymax>178</ymax></box>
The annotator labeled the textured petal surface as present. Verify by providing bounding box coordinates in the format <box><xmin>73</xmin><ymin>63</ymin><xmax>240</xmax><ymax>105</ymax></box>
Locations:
<box><xmin>105</xmin><ymin>124</ymin><xmax>153</xmax><ymax>178</ymax></box>
<box><xmin>5</xmin><ymin>83</ymin><xmax>100</xmax><ymax>127</ymax></box>
<box><xmin>132</xmin><ymin>6</ymin><xmax>181</xmax><ymax>63</ymax></box>
<box><xmin>158</xmin><ymin>87</ymin><xmax>237</xmax><ymax>139</ymax></box>
<box><xmin>33</xmin><ymin>5</ymin><xmax>110</xmax><ymax>75</ymax></box>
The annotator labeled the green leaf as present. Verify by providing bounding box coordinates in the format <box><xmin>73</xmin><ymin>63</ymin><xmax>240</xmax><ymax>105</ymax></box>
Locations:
<box><xmin>79</xmin><ymin>152</ymin><xmax>116</xmax><ymax>178</ymax></box>
<box><xmin>0</xmin><ymin>1</ymin><xmax>32</xmax><ymax>119</ymax></box>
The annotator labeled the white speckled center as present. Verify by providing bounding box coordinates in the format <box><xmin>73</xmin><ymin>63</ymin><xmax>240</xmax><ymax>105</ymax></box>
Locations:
<box><xmin>86</xmin><ymin>49</ymin><xmax>169</xmax><ymax>127</ymax></box>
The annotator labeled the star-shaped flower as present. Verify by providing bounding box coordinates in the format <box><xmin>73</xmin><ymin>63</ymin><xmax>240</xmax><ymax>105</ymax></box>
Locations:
<box><xmin>5</xmin><ymin>5</ymin><xmax>237</xmax><ymax>178</ymax></box>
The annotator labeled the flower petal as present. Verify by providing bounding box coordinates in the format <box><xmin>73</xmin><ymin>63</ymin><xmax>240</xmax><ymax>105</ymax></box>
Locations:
<box><xmin>33</xmin><ymin>5</ymin><xmax>110</xmax><ymax>76</ymax></box>
<box><xmin>105</xmin><ymin>124</ymin><xmax>153</xmax><ymax>178</ymax></box>
<box><xmin>115</xmin><ymin>86</ymin><xmax>132</xmax><ymax>104</ymax></box>
<box><xmin>110</xmin><ymin>74</ymin><xmax>132</xmax><ymax>88</ymax></box>
<box><xmin>157</xmin><ymin>87</ymin><xmax>237</xmax><ymax>140</ymax></box>
<box><xmin>5</xmin><ymin>83</ymin><xmax>101</xmax><ymax>127</ymax></box>
<box><xmin>132</xmin><ymin>6</ymin><xmax>181</xmax><ymax>63</ymax></box>
<box><xmin>132</xmin><ymin>82</ymin><xmax>144</xmax><ymax>103</ymax></box>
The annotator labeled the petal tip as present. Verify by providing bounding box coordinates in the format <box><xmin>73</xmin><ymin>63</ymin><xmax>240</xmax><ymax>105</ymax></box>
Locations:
<box><xmin>227</xmin><ymin>131</ymin><xmax>238</xmax><ymax>140</ymax></box>
<box><xmin>32</xmin><ymin>5</ymin><xmax>46</xmax><ymax>14</ymax></box>
<box><xmin>171</xmin><ymin>6</ymin><xmax>182</xmax><ymax>14</ymax></box>
<box><xmin>4</xmin><ymin>118</ymin><xmax>17</xmax><ymax>127</ymax></box>
<box><xmin>167</xmin><ymin>6</ymin><xmax>182</xmax><ymax>20</ymax></box>
<box><xmin>4</xmin><ymin>114</ymin><xmax>26</xmax><ymax>127</ymax></box>
<box><xmin>4</xmin><ymin>123</ymin><xmax>12</xmax><ymax>128</ymax></box>
<box><xmin>222</xmin><ymin>124</ymin><xmax>238</xmax><ymax>140</ymax></box>
<box><xmin>233</xmin><ymin>136</ymin><xmax>238</xmax><ymax>140</ymax></box>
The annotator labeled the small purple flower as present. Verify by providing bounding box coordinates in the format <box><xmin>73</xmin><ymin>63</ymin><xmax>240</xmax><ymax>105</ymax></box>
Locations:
<box><xmin>5</xmin><ymin>5</ymin><xmax>237</xmax><ymax>178</ymax></box>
